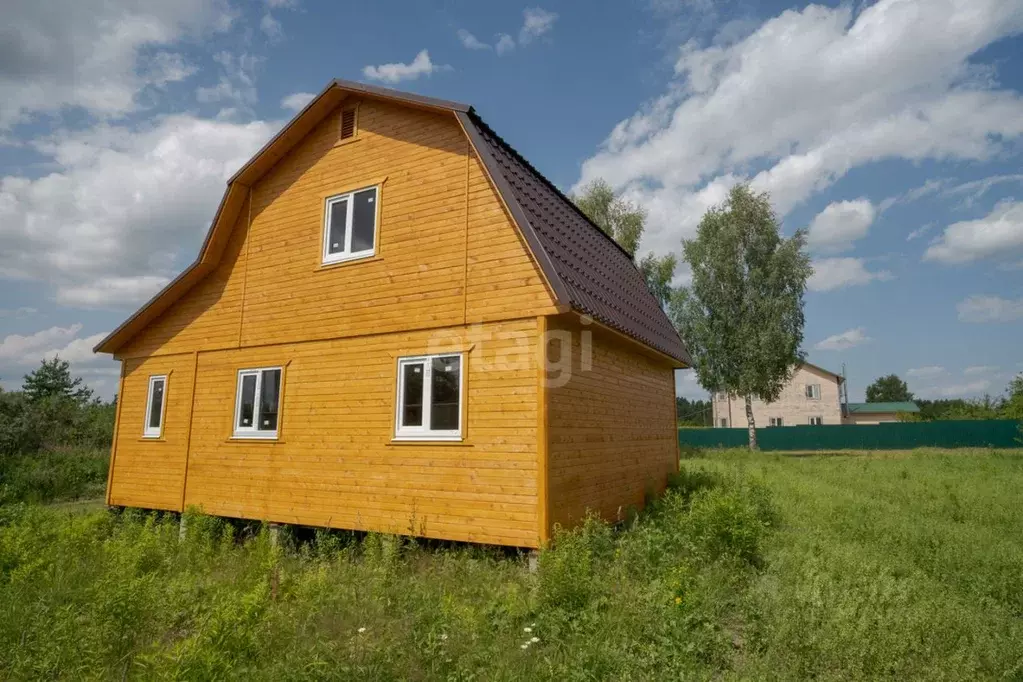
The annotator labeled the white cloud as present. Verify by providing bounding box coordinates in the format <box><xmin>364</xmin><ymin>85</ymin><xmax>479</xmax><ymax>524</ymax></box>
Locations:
<box><xmin>495</xmin><ymin>34</ymin><xmax>516</xmax><ymax>55</ymax></box>
<box><xmin>906</xmin><ymin>223</ymin><xmax>934</xmax><ymax>241</ymax></box>
<box><xmin>519</xmin><ymin>8</ymin><xmax>558</xmax><ymax>44</ymax></box>
<box><xmin>195</xmin><ymin>51</ymin><xmax>261</xmax><ymax>108</ymax></box>
<box><xmin>806</xmin><ymin>198</ymin><xmax>875</xmax><ymax>253</ymax></box>
<box><xmin>475</xmin><ymin>9</ymin><xmax>557</xmax><ymax>56</ymax></box>
<box><xmin>0</xmin><ymin>114</ymin><xmax>277</xmax><ymax>308</ymax></box>
<box><xmin>260</xmin><ymin>13</ymin><xmax>283</xmax><ymax>41</ymax></box>
<box><xmin>943</xmin><ymin>173</ymin><xmax>1023</xmax><ymax>208</ymax></box>
<box><xmin>362</xmin><ymin>50</ymin><xmax>447</xmax><ymax>84</ymax></box>
<box><xmin>575</xmin><ymin>0</ymin><xmax>1023</xmax><ymax>259</ymax></box>
<box><xmin>457</xmin><ymin>29</ymin><xmax>490</xmax><ymax>50</ymax></box>
<box><xmin>956</xmin><ymin>295</ymin><xmax>1023</xmax><ymax>323</ymax></box>
<box><xmin>924</xmin><ymin>200</ymin><xmax>1023</xmax><ymax>265</ymax></box>
<box><xmin>917</xmin><ymin>380</ymin><xmax>993</xmax><ymax>399</ymax></box>
<box><xmin>280</xmin><ymin>91</ymin><xmax>315</xmax><ymax>112</ymax></box>
<box><xmin>57</xmin><ymin>276</ymin><xmax>170</xmax><ymax>308</ymax></box>
<box><xmin>40</xmin><ymin>331</ymin><xmax>109</xmax><ymax>364</ymax></box>
<box><xmin>808</xmin><ymin>258</ymin><xmax>893</xmax><ymax>292</ymax></box>
<box><xmin>963</xmin><ymin>365</ymin><xmax>998</xmax><ymax>375</ymax></box>
<box><xmin>264</xmin><ymin>0</ymin><xmax>298</xmax><ymax>7</ymax></box>
<box><xmin>0</xmin><ymin>0</ymin><xmax>235</xmax><ymax>128</ymax></box>
<box><xmin>0</xmin><ymin>324</ymin><xmax>115</xmax><ymax>395</ymax></box>
<box><xmin>907</xmin><ymin>366</ymin><xmax>945</xmax><ymax>378</ymax></box>
<box><xmin>0</xmin><ymin>324</ymin><xmax>81</xmax><ymax>363</ymax></box>
<box><xmin>814</xmin><ymin>327</ymin><xmax>871</xmax><ymax>351</ymax></box>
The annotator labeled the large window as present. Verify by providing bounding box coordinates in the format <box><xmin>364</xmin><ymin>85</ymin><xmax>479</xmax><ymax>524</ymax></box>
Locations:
<box><xmin>805</xmin><ymin>384</ymin><xmax>821</xmax><ymax>400</ymax></box>
<box><xmin>769</xmin><ymin>417</ymin><xmax>784</xmax><ymax>427</ymax></box>
<box><xmin>395</xmin><ymin>354</ymin><xmax>463</xmax><ymax>440</ymax></box>
<box><xmin>808</xmin><ymin>416</ymin><xmax>823</xmax><ymax>425</ymax></box>
<box><xmin>143</xmin><ymin>375</ymin><xmax>167</xmax><ymax>438</ymax></box>
<box><xmin>234</xmin><ymin>367</ymin><xmax>282</xmax><ymax>439</ymax></box>
<box><xmin>323</xmin><ymin>186</ymin><xmax>378</xmax><ymax>264</ymax></box>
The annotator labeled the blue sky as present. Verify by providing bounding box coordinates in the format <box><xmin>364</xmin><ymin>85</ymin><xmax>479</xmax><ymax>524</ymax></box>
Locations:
<box><xmin>1</xmin><ymin>0</ymin><xmax>1021</xmax><ymax>402</ymax></box>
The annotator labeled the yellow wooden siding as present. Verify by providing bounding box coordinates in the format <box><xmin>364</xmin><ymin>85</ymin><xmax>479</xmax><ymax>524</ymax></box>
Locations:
<box><xmin>237</xmin><ymin>97</ymin><xmax>555</xmax><ymax>348</ymax></box>
<box><xmin>546</xmin><ymin>315</ymin><xmax>678</xmax><ymax>533</ymax></box>
<box><xmin>108</xmin><ymin>354</ymin><xmax>196</xmax><ymax>511</ymax></box>
<box><xmin>106</xmin><ymin>319</ymin><xmax>541</xmax><ymax>546</ymax></box>
<box><xmin>465</xmin><ymin>153</ymin><xmax>555</xmax><ymax>322</ymax></box>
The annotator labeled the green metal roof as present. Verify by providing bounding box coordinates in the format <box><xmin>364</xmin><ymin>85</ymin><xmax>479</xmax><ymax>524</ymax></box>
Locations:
<box><xmin>846</xmin><ymin>402</ymin><xmax>920</xmax><ymax>414</ymax></box>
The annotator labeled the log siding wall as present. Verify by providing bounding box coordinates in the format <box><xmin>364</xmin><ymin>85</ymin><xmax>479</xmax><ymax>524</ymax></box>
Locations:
<box><xmin>545</xmin><ymin>316</ymin><xmax>678</xmax><ymax>534</ymax></box>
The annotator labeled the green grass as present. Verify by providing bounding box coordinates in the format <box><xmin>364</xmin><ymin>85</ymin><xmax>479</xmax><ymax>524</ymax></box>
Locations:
<box><xmin>1</xmin><ymin>448</ymin><xmax>1021</xmax><ymax>680</ymax></box>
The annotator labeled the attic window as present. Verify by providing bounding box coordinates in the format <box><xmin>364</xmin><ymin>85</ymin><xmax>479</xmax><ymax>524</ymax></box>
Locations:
<box><xmin>340</xmin><ymin>107</ymin><xmax>357</xmax><ymax>141</ymax></box>
<box><xmin>323</xmin><ymin>186</ymin><xmax>379</xmax><ymax>264</ymax></box>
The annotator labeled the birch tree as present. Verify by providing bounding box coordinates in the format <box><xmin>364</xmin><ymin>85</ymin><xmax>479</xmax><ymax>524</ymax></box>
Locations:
<box><xmin>671</xmin><ymin>185</ymin><xmax>811</xmax><ymax>449</ymax></box>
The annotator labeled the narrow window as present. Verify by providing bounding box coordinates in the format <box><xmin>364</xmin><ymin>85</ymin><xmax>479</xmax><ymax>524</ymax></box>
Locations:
<box><xmin>805</xmin><ymin>384</ymin><xmax>821</xmax><ymax>399</ymax></box>
<box><xmin>769</xmin><ymin>417</ymin><xmax>783</xmax><ymax>427</ymax></box>
<box><xmin>234</xmin><ymin>367</ymin><xmax>283</xmax><ymax>439</ymax></box>
<box><xmin>323</xmin><ymin>186</ymin><xmax>378</xmax><ymax>264</ymax></box>
<box><xmin>719</xmin><ymin>418</ymin><xmax>728</xmax><ymax>428</ymax></box>
<box><xmin>143</xmin><ymin>375</ymin><xmax>167</xmax><ymax>438</ymax></box>
<box><xmin>395</xmin><ymin>354</ymin><xmax>463</xmax><ymax>440</ymax></box>
<box><xmin>809</xmin><ymin>416</ymin><xmax>823</xmax><ymax>426</ymax></box>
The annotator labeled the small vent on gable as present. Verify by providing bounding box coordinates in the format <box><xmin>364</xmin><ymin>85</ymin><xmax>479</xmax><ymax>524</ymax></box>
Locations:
<box><xmin>340</xmin><ymin>108</ymin><xmax>357</xmax><ymax>140</ymax></box>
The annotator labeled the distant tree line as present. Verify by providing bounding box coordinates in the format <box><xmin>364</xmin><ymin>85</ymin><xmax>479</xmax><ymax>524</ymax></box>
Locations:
<box><xmin>865</xmin><ymin>373</ymin><xmax>1023</xmax><ymax>421</ymax></box>
<box><xmin>676</xmin><ymin>396</ymin><xmax>712</xmax><ymax>427</ymax></box>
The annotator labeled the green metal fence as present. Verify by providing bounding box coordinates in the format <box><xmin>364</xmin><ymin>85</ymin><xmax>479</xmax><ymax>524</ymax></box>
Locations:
<box><xmin>678</xmin><ymin>420</ymin><xmax>1022</xmax><ymax>451</ymax></box>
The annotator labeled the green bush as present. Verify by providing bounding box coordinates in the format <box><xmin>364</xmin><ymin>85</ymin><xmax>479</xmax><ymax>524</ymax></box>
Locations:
<box><xmin>0</xmin><ymin>447</ymin><xmax>108</xmax><ymax>505</ymax></box>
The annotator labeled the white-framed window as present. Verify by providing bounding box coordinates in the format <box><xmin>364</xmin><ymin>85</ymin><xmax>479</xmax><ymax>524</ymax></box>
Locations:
<box><xmin>769</xmin><ymin>417</ymin><xmax>784</xmax><ymax>427</ymax></box>
<box><xmin>233</xmin><ymin>367</ymin><xmax>282</xmax><ymax>439</ymax></box>
<box><xmin>808</xmin><ymin>416</ymin><xmax>823</xmax><ymax>426</ymax></box>
<box><xmin>805</xmin><ymin>384</ymin><xmax>821</xmax><ymax>400</ymax></box>
<box><xmin>395</xmin><ymin>353</ymin><xmax>463</xmax><ymax>441</ymax></box>
<box><xmin>322</xmin><ymin>186</ymin><xmax>378</xmax><ymax>264</ymax></box>
<box><xmin>719</xmin><ymin>418</ymin><xmax>728</xmax><ymax>428</ymax></box>
<box><xmin>143</xmin><ymin>375</ymin><xmax>167</xmax><ymax>438</ymax></box>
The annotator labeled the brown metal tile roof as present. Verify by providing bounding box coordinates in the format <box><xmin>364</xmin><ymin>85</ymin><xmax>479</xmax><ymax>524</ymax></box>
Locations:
<box><xmin>461</xmin><ymin>111</ymin><xmax>691</xmax><ymax>366</ymax></box>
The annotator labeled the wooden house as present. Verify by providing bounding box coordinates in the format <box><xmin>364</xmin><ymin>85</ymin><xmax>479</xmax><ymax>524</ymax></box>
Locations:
<box><xmin>94</xmin><ymin>80</ymin><xmax>691</xmax><ymax>548</ymax></box>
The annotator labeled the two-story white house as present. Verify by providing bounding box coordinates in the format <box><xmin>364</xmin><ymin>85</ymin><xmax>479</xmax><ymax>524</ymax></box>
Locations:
<box><xmin>712</xmin><ymin>362</ymin><xmax>844</xmax><ymax>427</ymax></box>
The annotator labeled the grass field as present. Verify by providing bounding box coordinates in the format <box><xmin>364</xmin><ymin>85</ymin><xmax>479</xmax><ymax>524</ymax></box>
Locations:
<box><xmin>1</xmin><ymin>448</ymin><xmax>1021</xmax><ymax>680</ymax></box>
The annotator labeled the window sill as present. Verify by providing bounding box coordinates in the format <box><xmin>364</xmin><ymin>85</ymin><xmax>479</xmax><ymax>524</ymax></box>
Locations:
<box><xmin>138</xmin><ymin>437</ymin><xmax>166</xmax><ymax>442</ymax></box>
<box><xmin>388</xmin><ymin>438</ymin><xmax>471</xmax><ymax>447</ymax></box>
<box><xmin>228</xmin><ymin>435</ymin><xmax>281</xmax><ymax>443</ymax></box>
<box><xmin>317</xmin><ymin>254</ymin><xmax>381</xmax><ymax>272</ymax></box>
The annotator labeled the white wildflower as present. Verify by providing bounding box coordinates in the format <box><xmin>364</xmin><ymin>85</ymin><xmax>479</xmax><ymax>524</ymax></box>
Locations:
<box><xmin>357</xmin><ymin>627</ymin><xmax>366</xmax><ymax>634</ymax></box>
<box><xmin>523</xmin><ymin>626</ymin><xmax>532</xmax><ymax>633</ymax></box>
<box><xmin>531</xmin><ymin>636</ymin><xmax>539</xmax><ymax>643</ymax></box>
<box><xmin>439</xmin><ymin>634</ymin><xmax>448</xmax><ymax>641</ymax></box>
<box><xmin>521</xmin><ymin>643</ymin><xmax>529</xmax><ymax>649</ymax></box>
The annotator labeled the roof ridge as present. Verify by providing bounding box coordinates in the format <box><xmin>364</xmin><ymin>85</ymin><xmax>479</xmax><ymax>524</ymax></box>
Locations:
<box><xmin>466</xmin><ymin>110</ymin><xmax>639</xmax><ymax>265</ymax></box>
